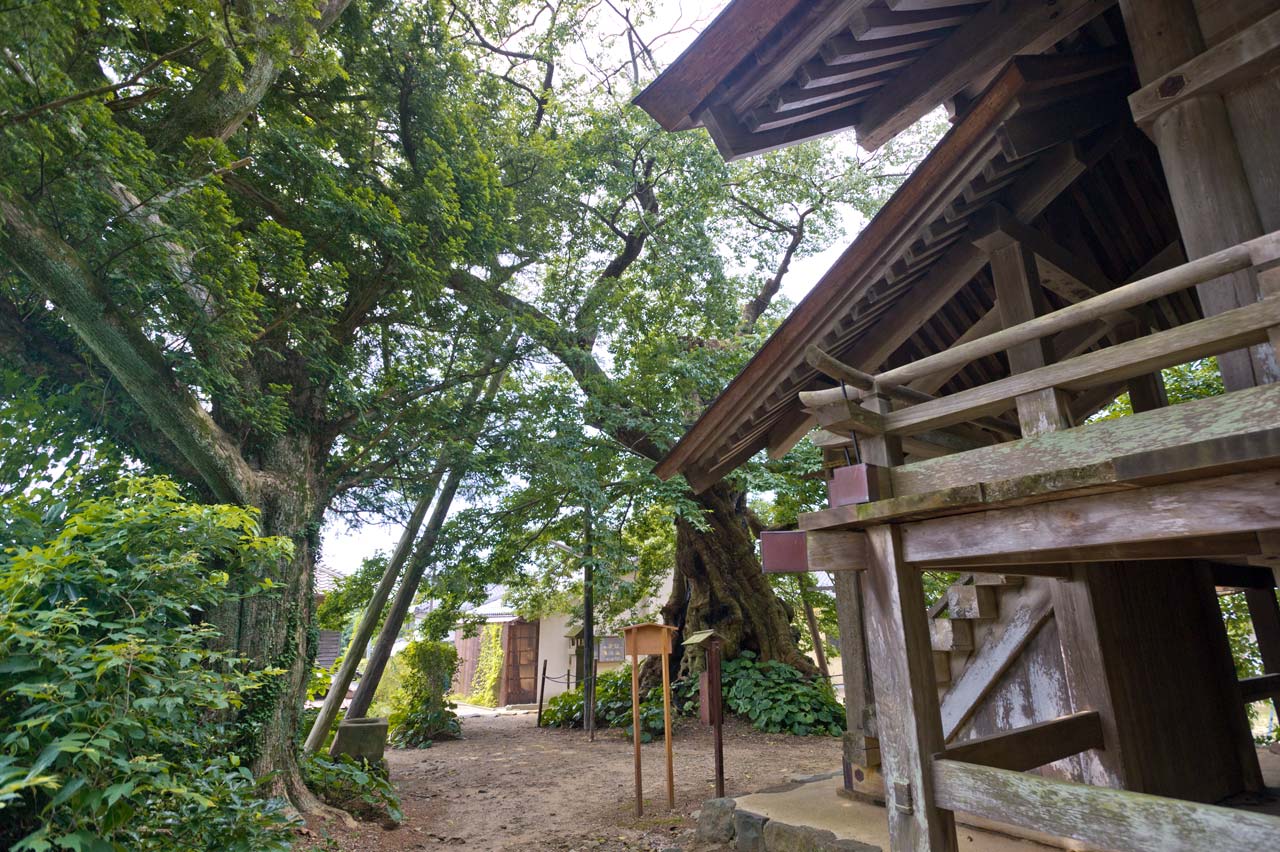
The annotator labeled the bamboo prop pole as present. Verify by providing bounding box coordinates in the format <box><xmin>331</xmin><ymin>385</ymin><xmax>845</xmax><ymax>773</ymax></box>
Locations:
<box><xmin>302</xmin><ymin>486</ymin><xmax>437</xmax><ymax>753</ymax></box>
<box><xmin>632</xmin><ymin>653</ymin><xmax>644</xmax><ymax>816</ymax></box>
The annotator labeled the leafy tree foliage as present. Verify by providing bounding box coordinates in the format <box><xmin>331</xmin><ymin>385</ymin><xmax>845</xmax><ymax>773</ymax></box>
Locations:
<box><xmin>1</xmin><ymin>0</ymin><xmax>933</xmax><ymax>806</ymax></box>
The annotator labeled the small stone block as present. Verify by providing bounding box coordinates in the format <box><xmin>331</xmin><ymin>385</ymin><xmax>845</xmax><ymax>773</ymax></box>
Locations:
<box><xmin>696</xmin><ymin>797</ymin><xmax>737</xmax><ymax>844</ymax></box>
<box><xmin>329</xmin><ymin>716</ymin><xmax>388</xmax><ymax>763</ymax></box>
<box><xmin>734</xmin><ymin>809</ymin><xmax>769</xmax><ymax>852</ymax></box>
<box><xmin>763</xmin><ymin>820</ymin><xmax>881</xmax><ymax>852</ymax></box>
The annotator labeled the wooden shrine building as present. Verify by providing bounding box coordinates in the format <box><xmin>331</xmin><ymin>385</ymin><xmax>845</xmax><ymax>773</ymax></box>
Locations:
<box><xmin>636</xmin><ymin>2</ymin><xmax>1280</xmax><ymax>850</ymax></box>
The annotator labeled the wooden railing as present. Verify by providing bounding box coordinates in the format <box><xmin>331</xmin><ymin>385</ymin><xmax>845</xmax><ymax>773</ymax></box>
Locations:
<box><xmin>801</xmin><ymin>229</ymin><xmax>1280</xmax><ymax>440</ymax></box>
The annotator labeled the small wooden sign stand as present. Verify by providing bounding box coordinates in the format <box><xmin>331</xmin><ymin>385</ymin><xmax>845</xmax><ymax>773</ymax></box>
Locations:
<box><xmin>623</xmin><ymin>623</ymin><xmax>678</xmax><ymax>816</ymax></box>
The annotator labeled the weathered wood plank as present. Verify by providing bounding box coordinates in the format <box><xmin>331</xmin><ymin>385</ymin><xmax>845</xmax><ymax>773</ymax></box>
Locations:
<box><xmin>873</xmin><ymin>233</ymin><xmax>1274</xmax><ymax>389</ymax></box>
<box><xmin>900</xmin><ymin>470</ymin><xmax>1280</xmax><ymax>567</ymax></box>
<box><xmin>932</xmin><ymin>760</ymin><xmax>1280</xmax><ymax>852</ymax></box>
<box><xmin>940</xmin><ymin>586</ymin><xmax>1052</xmax><ymax>739</ymax></box>
<box><xmin>938</xmin><ymin>710</ymin><xmax>1103</xmax><ymax>772</ymax></box>
<box><xmin>807</xmin><ymin>530</ymin><xmax>870</xmax><ymax>573</ymax></box>
<box><xmin>632</xmin><ymin>0</ymin><xmax>808</xmax><ymax>131</ymax></box>
<box><xmin>855</xmin><ymin>0</ymin><xmax>1113</xmax><ymax>150</ymax></box>
<box><xmin>891</xmin><ymin>381</ymin><xmax>1280</xmax><ymax>496</ymax></box>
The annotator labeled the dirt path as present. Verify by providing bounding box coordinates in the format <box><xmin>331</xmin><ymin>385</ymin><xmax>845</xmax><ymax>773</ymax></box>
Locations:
<box><xmin>324</xmin><ymin>713</ymin><xmax>842</xmax><ymax>851</ymax></box>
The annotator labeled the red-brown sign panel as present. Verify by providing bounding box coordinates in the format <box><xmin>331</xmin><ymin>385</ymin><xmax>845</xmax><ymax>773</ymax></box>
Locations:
<box><xmin>760</xmin><ymin>530</ymin><xmax>808</xmax><ymax>573</ymax></box>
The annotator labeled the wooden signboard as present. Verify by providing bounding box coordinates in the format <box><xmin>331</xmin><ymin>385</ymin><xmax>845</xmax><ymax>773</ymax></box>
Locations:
<box><xmin>622</xmin><ymin>622</ymin><xmax>678</xmax><ymax>816</ymax></box>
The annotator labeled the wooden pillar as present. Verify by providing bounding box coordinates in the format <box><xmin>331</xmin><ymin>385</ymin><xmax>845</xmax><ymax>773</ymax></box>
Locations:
<box><xmin>1119</xmin><ymin>0</ymin><xmax>1280</xmax><ymax>389</ymax></box>
<box><xmin>1245</xmin><ymin>588</ymin><xmax>1280</xmax><ymax>719</ymax></box>
<box><xmin>856</xmin><ymin>391</ymin><xmax>956</xmax><ymax>850</ymax></box>
<box><xmin>987</xmin><ymin>237</ymin><xmax>1071</xmax><ymax>436</ymax></box>
<box><xmin>1115</xmin><ymin>0</ymin><xmax>1272</xmax><ymax>797</ymax></box>
<box><xmin>862</xmin><ymin>524</ymin><xmax>957</xmax><ymax>852</ymax></box>
<box><xmin>834</xmin><ymin>569</ymin><xmax>878</xmax><ymax>777</ymax></box>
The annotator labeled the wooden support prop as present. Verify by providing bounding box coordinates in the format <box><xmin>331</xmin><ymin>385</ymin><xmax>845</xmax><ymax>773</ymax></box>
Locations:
<box><xmin>939</xmin><ymin>587</ymin><xmax>1052</xmax><ymax>740</ymax></box>
<box><xmin>938</xmin><ymin>710</ymin><xmax>1103</xmax><ymax>772</ymax></box>
<box><xmin>1244</xmin><ymin>586</ymin><xmax>1280</xmax><ymax>716</ymax></box>
<box><xmin>1129</xmin><ymin>8</ymin><xmax>1280</xmax><ymax>129</ymax></box>
<box><xmin>932</xmin><ymin>760</ymin><xmax>1280</xmax><ymax>852</ymax></box>
<box><xmin>1239</xmin><ymin>673</ymin><xmax>1280</xmax><ymax>704</ymax></box>
<box><xmin>759</xmin><ymin>529</ymin><xmax>869</xmax><ymax>573</ymax></box>
<box><xmin>946</xmin><ymin>585</ymin><xmax>996</xmax><ymax>620</ymax></box>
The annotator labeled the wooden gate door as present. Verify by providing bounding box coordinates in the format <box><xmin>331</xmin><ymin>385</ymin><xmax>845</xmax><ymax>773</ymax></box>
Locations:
<box><xmin>501</xmin><ymin>619</ymin><xmax>540</xmax><ymax>705</ymax></box>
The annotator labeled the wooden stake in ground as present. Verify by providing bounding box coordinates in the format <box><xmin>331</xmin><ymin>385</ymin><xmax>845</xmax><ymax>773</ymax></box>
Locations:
<box><xmin>623</xmin><ymin>623</ymin><xmax>678</xmax><ymax>816</ymax></box>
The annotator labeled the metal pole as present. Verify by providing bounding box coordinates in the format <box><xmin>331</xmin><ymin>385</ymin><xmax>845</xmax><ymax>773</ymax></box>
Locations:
<box><xmin>536</xmin><ymin>659</ymin><xmax>548</xmax><ymax>728</ymax></box>
<box><xmin>589</xmin><ymin>656</ymin><xmax>599</xmax><ymax>742</ymax></box>
<box><xmin>709</xmin><ymin>637</ymin><xmax>725</xmax><ymax>798</ymax></box>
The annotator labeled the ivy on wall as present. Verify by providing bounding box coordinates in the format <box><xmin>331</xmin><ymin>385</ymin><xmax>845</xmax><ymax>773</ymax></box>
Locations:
<box><xmin>455</xmin><ymin>623</ymin><xmax>504</xmax><ymax>708</ymax></box>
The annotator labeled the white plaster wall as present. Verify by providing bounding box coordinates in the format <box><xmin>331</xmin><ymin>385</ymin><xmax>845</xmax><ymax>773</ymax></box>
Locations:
<box><xmin>536</xmin><ymin>613</ymin><xmax>575</xmax><ymax>699</ymax></box>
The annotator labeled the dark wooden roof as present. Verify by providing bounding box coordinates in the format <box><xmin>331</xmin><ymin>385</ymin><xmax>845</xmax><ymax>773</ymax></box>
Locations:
<box><xmin>652</xmin><ymin>46</ymin><xmax>1191</xmax><ymax>491</ymax></box>
<box><xmin>635</xmin><ymin>0</ymin><xmax>1118</xmax><ymax>158</ymax></box>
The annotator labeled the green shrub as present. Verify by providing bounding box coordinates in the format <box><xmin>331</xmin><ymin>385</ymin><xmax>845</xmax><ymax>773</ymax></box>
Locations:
<box><xmin>388</xmin><ymin>639</ymin><xmax>462</xmax><ymax>748</ymax></box>
<box><xmin>721</xmin><ymin>652</ymin><xmax>845</xmax><ymax>737</ymax></box>
<box><xmin>0</xmin><ymin>477</ymin><xmax>296</xmax><ymax>852</ymax></box>
<box><xmin>541</xmin><ymin>667</ymin><xmax>666</xmax><ymax>742</ymax></box>
<box><xmin>300</xmin><ymin>754</ymin><xmax>402</xmax><ymax>824</ymax></box>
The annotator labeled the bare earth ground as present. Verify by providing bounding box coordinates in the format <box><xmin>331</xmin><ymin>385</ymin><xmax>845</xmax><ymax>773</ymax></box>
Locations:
<box><xmin>316</xmin><ymin>713</ymin><xmax>842</xmax><ymax>852</ymax></box>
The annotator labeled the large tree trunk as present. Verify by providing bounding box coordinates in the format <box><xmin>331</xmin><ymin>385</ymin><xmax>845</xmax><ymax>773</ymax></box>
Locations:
<box><xmin>206</xmin><ymin>432</ymin><xmax>331</xmax><ymax>813</ymax></box>
<box><xmin>651</xmin><ymin>480</ymin><xmax>813</xmax><ymax>683</ymax></box>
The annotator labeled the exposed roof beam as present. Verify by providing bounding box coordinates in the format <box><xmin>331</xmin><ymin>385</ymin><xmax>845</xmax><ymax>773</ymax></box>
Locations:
<box><xmin>702</xmin><ymin>102</ymin><xmax>861</xmax><ymax>162</ymax></box>
<box><xmin>851</xmin><ymin>4</ymin><xmax>981</xmax><ymax>39</ymax></box>
<box><xmin>632</xmin><ymin>0</ymin><xmax>808</xmax><ymax>131</ymax></box>
<box><xmin>855</xmin><ymin>0</ymin><xmax>1114</xmax><ymax>151</ymax></box>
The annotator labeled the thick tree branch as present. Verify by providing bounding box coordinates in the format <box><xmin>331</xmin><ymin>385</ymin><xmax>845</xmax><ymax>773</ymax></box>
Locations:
<box><xmin>151</xmin><ymin>0</ymin><xmax>353</xmax><ymax>153</ymax></box>
<box><xmin>739</xmin><ymin>208</ymin><xmax>811</xmax><ymax>333</ymax></box>
<box><xmin>448</xmin><ymin>269</ymin><xmax>666</xmax><ymax>462</ymax></box>
<box><xmin>573</xmin><ymin>157</ymin><xmax>657</xmax><ymax>349</ymax></box>
<box><xmin>0</xmin><ymin>39</ymin><xmax>205</xmax><ymax>128</ymax></box>
<box><xmin>0</xmin><ymin>192</ymin><xmax>257</xmax><ymax>503</ymax></box>
<box><xmin>0</xmin><ymin>294</ymin><xmax>206</xmax><ymax>487</ymax></box>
